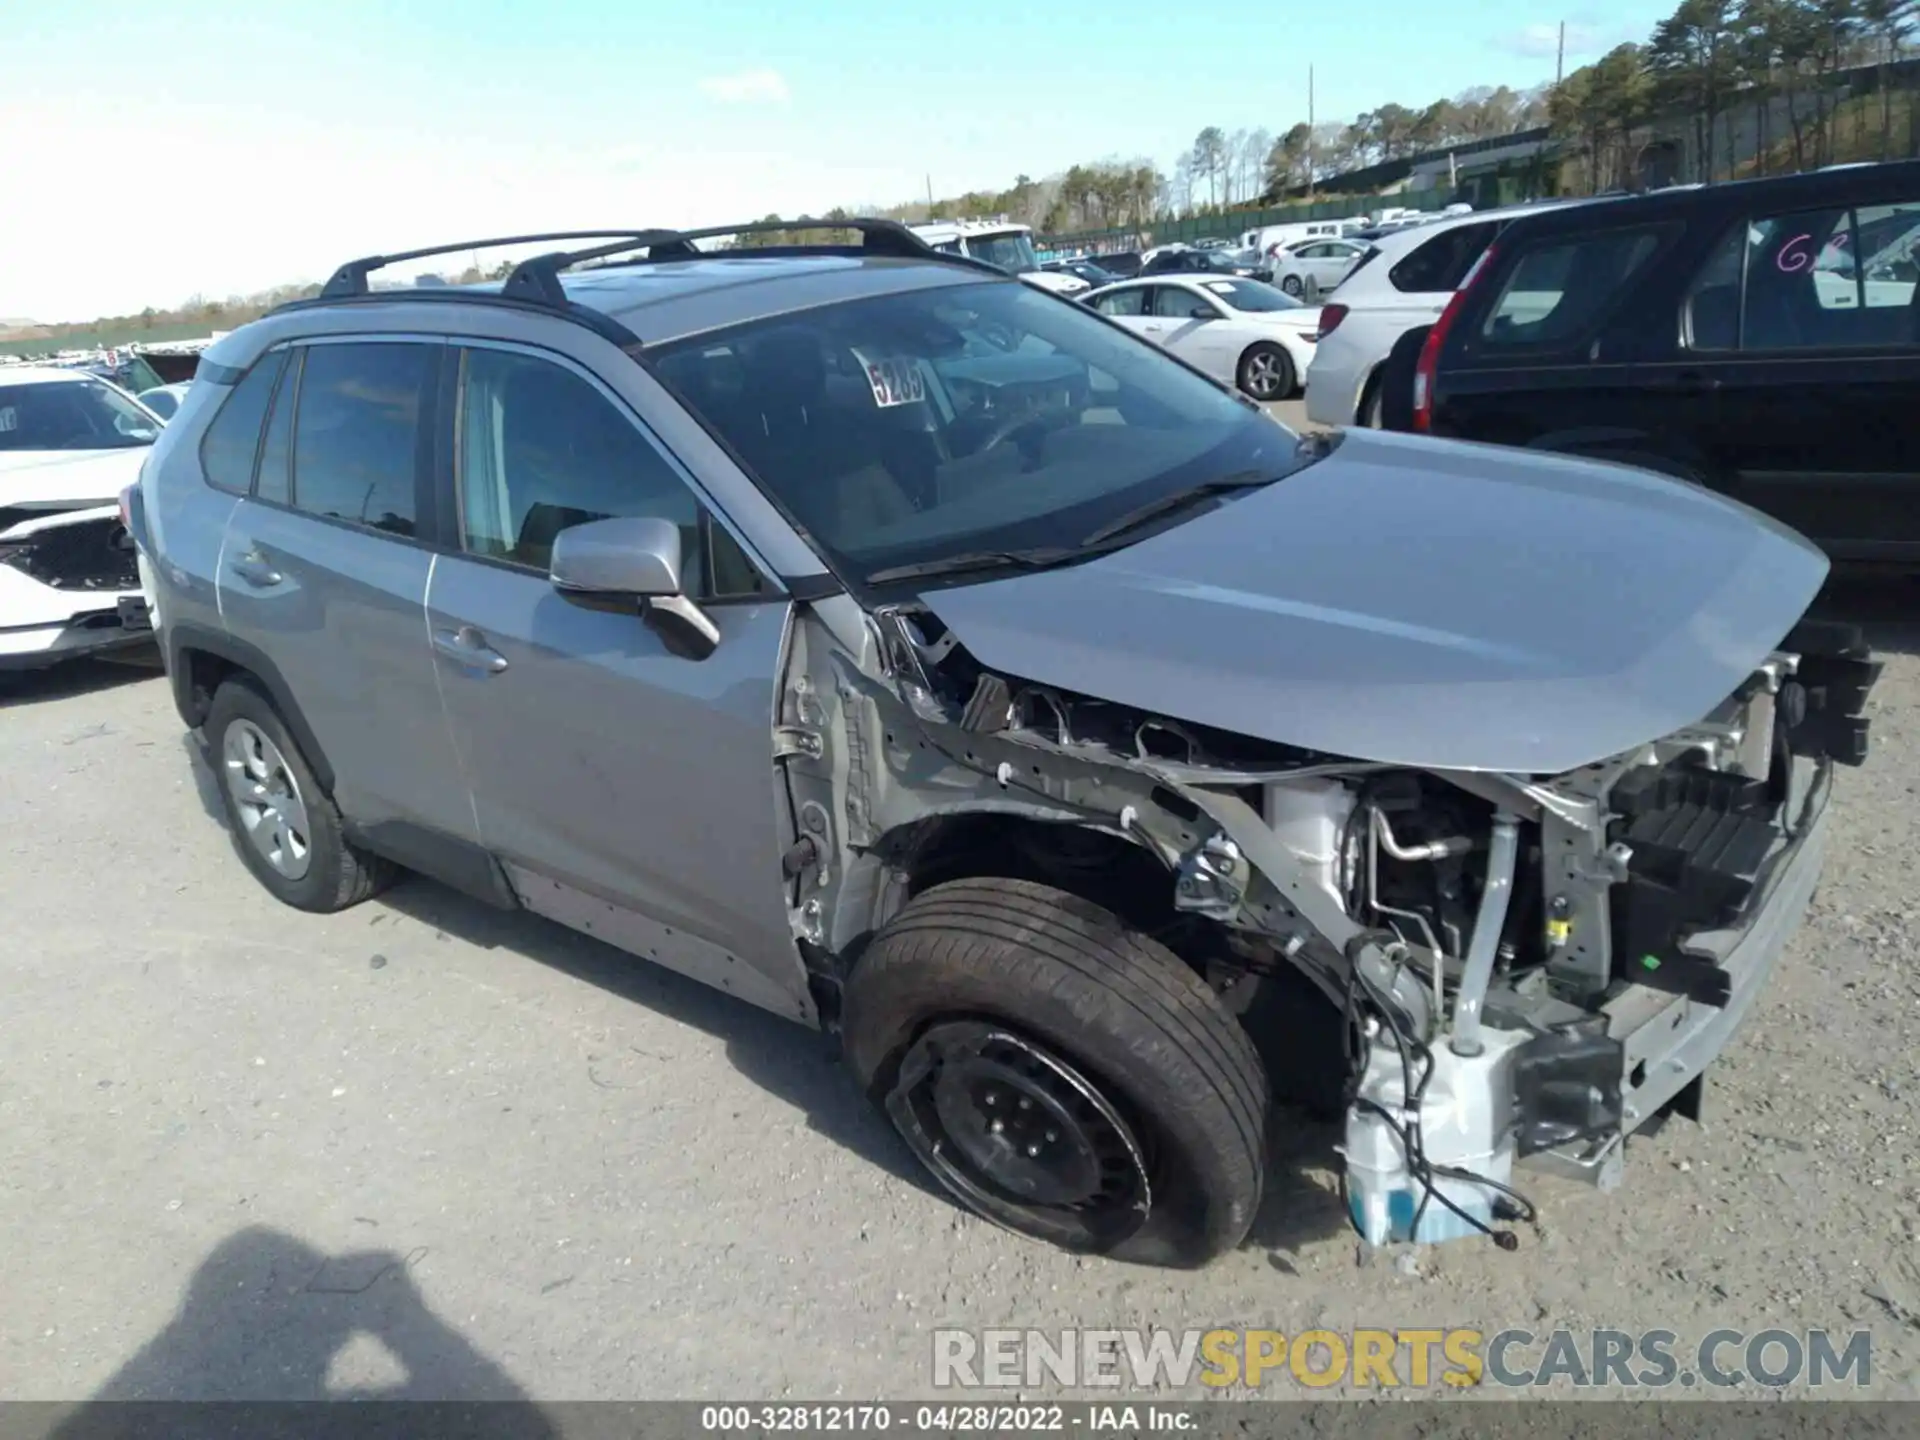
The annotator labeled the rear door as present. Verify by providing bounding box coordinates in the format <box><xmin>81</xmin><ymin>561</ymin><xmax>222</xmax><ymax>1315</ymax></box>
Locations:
<box><xmin>1682</xmin><ymin>197</ymin><xmax>1920</xmax><ymax>557</ymax></box>
<box><xmin>422</xmin><ymin>340</ymin><xmax>803</xmax><ymax>1014</ymax></box>
<box><xmin>1438</xmin><ymin>223</ymin><xmax>1675</xmax><ymax>450</ymax></box>
<box><xmin>217</xmin><ymin>337</ymin><xmax>478</xmax><ymax>848</ymax></box>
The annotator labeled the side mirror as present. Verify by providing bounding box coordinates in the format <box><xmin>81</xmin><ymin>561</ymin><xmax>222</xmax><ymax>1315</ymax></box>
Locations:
<box><xmin>550</xmin><ymin>514</ymin><xmax>682</xmax><ymax>595</ymax></box>
<box><xmin>549</xmin><ymin>515</ymin><xmax>720</xmax><ymax>660</ymax></box>
<box><xmin>1188</xmin><ymin>306</ymin><xmax>1215</xmax><ymax>320</ymax></box>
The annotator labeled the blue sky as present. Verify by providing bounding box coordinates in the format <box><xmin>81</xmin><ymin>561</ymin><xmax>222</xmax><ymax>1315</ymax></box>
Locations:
<box><xmin>2</xmin><ymin>0</ymin><xmax>1669</xmax><ymax>321</ymax></box>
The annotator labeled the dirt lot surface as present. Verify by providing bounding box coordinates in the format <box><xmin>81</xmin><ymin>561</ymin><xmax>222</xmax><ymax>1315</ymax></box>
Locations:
<box><xmin>1</xmin><ymin>572</ymin><xmax>1917</xmax><ymax>1406</ymax></box>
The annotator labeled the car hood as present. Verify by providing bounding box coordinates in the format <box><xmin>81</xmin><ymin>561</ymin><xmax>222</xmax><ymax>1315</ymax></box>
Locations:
<box><xmin>0</xmin><ymin>447</ymin><xmax>149</xmax><ymax>509</ymax></box>
<box><xmin>924</xmin><ymin>429</ymin><xmax>1830</xmax><ymax>775</ymax></box>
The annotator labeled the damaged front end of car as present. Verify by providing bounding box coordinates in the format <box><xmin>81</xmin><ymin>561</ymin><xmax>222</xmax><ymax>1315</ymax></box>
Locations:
<box><xmin>775</xmin><ymin>588</ymin><xmax>1878</xmax><ymax>1251</ymax></box>
<box><xmin>0</xmin><ymin>502</ymin><xmax>151</xmax><ymax>668</ymax></box>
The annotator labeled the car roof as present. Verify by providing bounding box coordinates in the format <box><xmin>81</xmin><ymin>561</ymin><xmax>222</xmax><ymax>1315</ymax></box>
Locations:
<box><xmin>258</xmin><ymin>252</ymin><xmax>1009</xmax><ymax>352</ymax></box>
<box><xmin>1484</xmin><ymin>158</ymin><xmax>1920</xmax><ymax>240</ymax></box>
<box><xmin>0</xmin><ymin>364</ymin><xmax>102</xmax><ymax>387</ymax></box>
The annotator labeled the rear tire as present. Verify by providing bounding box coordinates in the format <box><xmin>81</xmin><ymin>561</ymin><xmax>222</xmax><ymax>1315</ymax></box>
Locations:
<box><xmin>1359</xmin><ymin>378</ymin><xmax>1385</xmax><ymax>429</ymax></box>
<box><xmin>1280</xmin><ymin>275</ymin><xmax>1304</xmax><ymax>297</ymax></box>
<box><xmin>843</xmin><ymin>876</ymin><xmax>1269</xmax><ymax>1267</ymax></box>
<box><xmin>204</xmin><ymin>678</ymin><xmax>394</xmax><ymax>913</ymax></box>
<box><xmin>1237</xmin><ymin>343</ymin><xmax>1295</xmax><ymax>402</ymax></box>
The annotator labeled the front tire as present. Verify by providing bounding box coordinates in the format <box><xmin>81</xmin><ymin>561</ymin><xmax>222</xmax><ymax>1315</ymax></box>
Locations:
<box><xmin>843</xmin><ymin>877</ymin><xmax>1270</xmax><ymax>1267</ymax></box>
<box><xmin>204</xmin><ymin>678</ymin><xmax>394</xmax><ymax>913</ymax></box>
<box><xmin>1237</xmin><ymin>343</ymin><xmax>1295</xmax><ymax>402</ymax></box>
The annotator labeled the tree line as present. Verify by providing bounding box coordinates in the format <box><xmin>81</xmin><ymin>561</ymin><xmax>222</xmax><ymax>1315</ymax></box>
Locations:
<box><xmin>1548</xmin><ymin>0</ymin><xmax>1915</xmax><ymax>193</ymax></box>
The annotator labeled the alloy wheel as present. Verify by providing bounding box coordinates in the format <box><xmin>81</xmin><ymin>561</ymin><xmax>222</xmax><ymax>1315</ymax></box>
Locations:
<box><xmin>221</xmin><ymin>718</ymin><xmax>313</xmax><ymax>880</ymax></box>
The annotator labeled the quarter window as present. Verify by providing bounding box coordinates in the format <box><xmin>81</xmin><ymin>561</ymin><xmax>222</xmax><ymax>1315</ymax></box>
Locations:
<box><xmin>1388</xmin><ymin>222</ymin><xmax>1498</xmax><ymax>294</ymax></box>
<box><xmin>289</xmin><ymin>342</ymin><xmax>433</xmax><ymax>536</ymax></box>
<box><xmin>198</xmin><ymin>352</ymin><xmax>286</xmax><ymax>495</ymax></box>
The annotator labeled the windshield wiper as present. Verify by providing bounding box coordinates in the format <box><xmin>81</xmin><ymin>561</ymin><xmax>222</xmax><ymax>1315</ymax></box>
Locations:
<box><xmin>1077</xmin><ymin>470</ymin><xmax>1279</xmax><ymax>550</ymax></box>
<box><xmin>865</xmin><ymin>546</ymin><xmax>1078</xmax><ymax>585</ymax></box>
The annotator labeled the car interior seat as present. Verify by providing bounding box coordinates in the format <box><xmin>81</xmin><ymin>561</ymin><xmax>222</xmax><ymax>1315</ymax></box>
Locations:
<box><xmin>734</xmin><ymin>329</ymin><xmax>916</xmax><ymax>545</ymax></box>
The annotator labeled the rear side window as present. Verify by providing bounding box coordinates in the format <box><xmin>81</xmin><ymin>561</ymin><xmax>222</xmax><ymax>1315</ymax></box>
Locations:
<box><xmin>1388</xmin><ymin>222</ymin><xmax>1498</xmax><ymax>294</ymax></box>
<box><xmin>288</xmin><ymin>342</ymin><xmax>435</xmax><ymax>537</ymax></box>
<box><xmin>254</xmin><ymin>350</ymin><xmax>299</xmax><ymax>505</ymax></box>
<box><xmin>1478</xmin><ymin>228</ymin><xmax>1665</xmax><ymax>348</ymax></box>
<box><xmin>1094</xmin><ymin>288</ymin><xmax>1147</xmax><ymax>317</ymax></box>
<box><xmin>1688</xmin><ymin>199</ymin><xmax>1920</xmax><ymax>351</ymax></box>
<box><xmin>198</xmin><ymin>351</ymin><xmax>286</xmax><ymax>495</ymax></box>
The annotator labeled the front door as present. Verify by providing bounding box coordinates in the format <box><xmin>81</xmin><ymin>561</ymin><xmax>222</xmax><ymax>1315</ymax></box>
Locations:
<box><xmin>215</xmin><ymin>338</ymin><xmax>478</xmax><ymax>846</ymax></box>
<box><xmin>422</xmin><ymin>341</ymin><xmax>806</xmax><ymax>1017</ymax></box>
<box><xmin>1151</xmin><ymin>284</ymin><xmax>1237</xmax><ymax>384</ymax></box>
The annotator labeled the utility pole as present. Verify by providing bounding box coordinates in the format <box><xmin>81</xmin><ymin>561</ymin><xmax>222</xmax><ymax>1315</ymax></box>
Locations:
<box><xmin>1306</xmin><ymin>63</ymin><xmax>1316</xmax><ymax>203</ymax></box>
<box><xmin>1556</xmin><ymin>20</ymin><xmax>1566</xmax><ymax>87</ymax></box>
<box><xmin>926</xmin><ymin>174</ymin><xmax>935</xmax><ymax>215</ymax></box>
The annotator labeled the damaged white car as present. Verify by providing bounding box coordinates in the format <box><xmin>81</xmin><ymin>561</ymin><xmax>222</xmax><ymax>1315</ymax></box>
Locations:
<box><xmin>0</xmin><ymin>366</ymin><xmax>156</xmax><ymax>670</ymax></box>
<box><xmin>138</xmin><ymin>223</ymin><xmax>1879</xmax><ymax>1267</ymax></box>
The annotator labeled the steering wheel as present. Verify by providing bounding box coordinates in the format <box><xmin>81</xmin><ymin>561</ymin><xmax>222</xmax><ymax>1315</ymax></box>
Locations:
<box><xmin>971</xmin><ymin>408</ymin><xmax>1052</xmax><ymax>457</ymax></box>
<box><xmin>977</xmin><ymin>320</ymin><xmax>1020</xmax><ymax>353</ymax></box>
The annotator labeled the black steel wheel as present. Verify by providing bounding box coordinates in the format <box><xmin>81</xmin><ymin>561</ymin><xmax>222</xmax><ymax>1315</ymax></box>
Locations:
<box><xmin>843</xmin><ymin>876</ymin><xmax>1269</xmax><ymax>1267</ymax></box>
<box><xmin>885</xmin><ymin>1019</ymin><xmax>1152</xmax><ymax>1253</ymax></box>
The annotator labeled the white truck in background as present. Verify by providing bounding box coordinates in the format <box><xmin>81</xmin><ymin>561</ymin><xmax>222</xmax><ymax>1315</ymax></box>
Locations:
<box><xmin>909</xmin><ymin>220</ymin><xmax>1089</xmax><ymax>296</ymax></box>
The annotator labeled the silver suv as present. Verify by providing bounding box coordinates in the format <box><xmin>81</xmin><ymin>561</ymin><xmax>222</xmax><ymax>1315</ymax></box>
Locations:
<box><xmin>130</xmin><ymin>220</ymin><xmax>1876</xmax><ymax>1266</ymax></box>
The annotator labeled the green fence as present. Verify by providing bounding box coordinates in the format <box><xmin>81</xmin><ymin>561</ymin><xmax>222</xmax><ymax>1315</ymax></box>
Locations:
<box><xmin>1040</xmin><ymin>193</ymin><xmax>1447</xmax><ymax>255</ymax></box>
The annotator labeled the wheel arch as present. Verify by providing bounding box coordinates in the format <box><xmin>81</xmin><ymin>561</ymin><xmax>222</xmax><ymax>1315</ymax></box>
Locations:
<box><xmin>167</xmin><ymin>619</ymin><xmax>336</xmax><ymax>794</ymax></box>
<box><xmin>832</xmin><ymin>809</ymin><xmax>1182</xmax><ymax>971</ymax></box>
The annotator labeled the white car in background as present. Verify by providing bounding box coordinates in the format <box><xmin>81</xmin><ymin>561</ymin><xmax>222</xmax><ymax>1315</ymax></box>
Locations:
<box><xmin>0</xmin><ymin>367</ymin><xmax>158</xmax><ymax>671</ymax></box>
<box><xmin>1084</xmin><ymin>275</ymin><xmax>1319</xmax><ymax>400</ymax></box>
<box><xmin>1303</xmin><ymin>201</ymin><xmax>1580</xmax><ymax>428</ymax></box>
<box><xmin>1271</xmin><ymin>237</ymin><xmax>1370</xmax><ymax>298</ymax></box>
<box><xmin>135</xmin><ymin>382</ymin><xmax>194</xmax><ymax>420</ymax></box>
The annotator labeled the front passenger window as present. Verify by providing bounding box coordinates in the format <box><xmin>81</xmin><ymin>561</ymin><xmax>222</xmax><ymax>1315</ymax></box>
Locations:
<box><xmin>458</xmin><ymin>348</ymin><xmax>758</xmax><ymax>597</ymax></box>
<box><xmin>1153</xmin><ymin>288</ymin><xmax>1216</xmax><ymax>320</ymax></box>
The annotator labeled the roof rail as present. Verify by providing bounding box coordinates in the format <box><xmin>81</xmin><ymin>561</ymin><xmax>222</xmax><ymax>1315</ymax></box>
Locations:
<box><xmin>499</xmin><ymin>217</ymin><xmax>947</xmax><ymax>305</ymax></box>
<box><xmin>318</xmin><ymin>231</ymin><xmax>670</xmax><ymax>299</ymax></box>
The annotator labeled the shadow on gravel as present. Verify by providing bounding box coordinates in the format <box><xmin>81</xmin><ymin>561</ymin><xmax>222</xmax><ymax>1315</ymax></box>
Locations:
<box><xmin>379</xmin><ymin>877</ymin><xmax>939</xmax><ymax>1197</ymax></box>
<box><xmin>1812</xmin><ymin>570</ymin><xmax>1920</xmax><ymax>656</ymax></box>
<box><xmin>0</xmin><ymin>650</ymin><xmax>162</xmax><ymax>709</ymax></box>
<box><xmin>45</xmin><ymin>1226</ymin><xmax>553</xmax><ymax>1428</ymax></box>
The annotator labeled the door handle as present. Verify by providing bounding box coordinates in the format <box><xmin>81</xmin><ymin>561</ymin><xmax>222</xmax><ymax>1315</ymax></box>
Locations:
<box><xmin>228</xmin><ymin>546</ymin><xmax>283</xmax><ymax>588</ymax></box>
<box><xmin>1668</xmin><ymin>371</ymin><xmax>1721</xmax><ymax>394</ymax></box>
<box><xmin>432</xmin><ymin>625</ymin><xmax>510</xmax><ymax>675</ymax></box>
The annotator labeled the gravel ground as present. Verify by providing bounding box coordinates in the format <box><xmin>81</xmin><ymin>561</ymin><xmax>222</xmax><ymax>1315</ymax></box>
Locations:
<box><xmin>0</xmin><ymin>568</ymin><xmax>1916</xmax><ymax>1406</ymax></box>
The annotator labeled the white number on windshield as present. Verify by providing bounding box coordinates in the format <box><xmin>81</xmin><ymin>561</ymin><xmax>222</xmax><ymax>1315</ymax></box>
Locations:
<box><xmin>853</xmin><ymin>351</ymin><xmax>927</xmax><ymax>408</ymax></box>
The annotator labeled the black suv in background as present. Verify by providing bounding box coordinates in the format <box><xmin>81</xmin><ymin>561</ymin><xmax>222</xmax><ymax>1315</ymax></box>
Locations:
<box><xmin>1406</xmin><ymin>160</ymin><xmax>1920</xmax><ymax>563</ymax></box>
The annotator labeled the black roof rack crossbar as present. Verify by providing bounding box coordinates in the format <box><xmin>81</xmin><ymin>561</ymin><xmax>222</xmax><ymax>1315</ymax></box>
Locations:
<box><xmin>319</xmin><ymin>231</ymin><xmax>670</xmax><ymax>299</ymax></box>
<box><xmin>497</xmin><ymin>217</ymin><xmax>942</xmax><ymax>307</ymax></box>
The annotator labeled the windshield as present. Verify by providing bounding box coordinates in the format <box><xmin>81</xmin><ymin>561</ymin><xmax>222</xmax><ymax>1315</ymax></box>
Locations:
<box><xmin>1200</xmin><ymin>279</ymin><xmax>1304</xmax><ymax>312</ymax></box>
<box><xmin>965</xmin><ymin>232</ymin><xmax>1040</xmax><ymax>274</ymax></box>
<box><xmin>651</xmin><ymin>279</ymin><xmax>1302</xmax><ymax>585</ymax></box>
<box><xmin>0</xmin><ymin>377</ymin><xmax>161</xmax><ymax>451</ymax></box>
